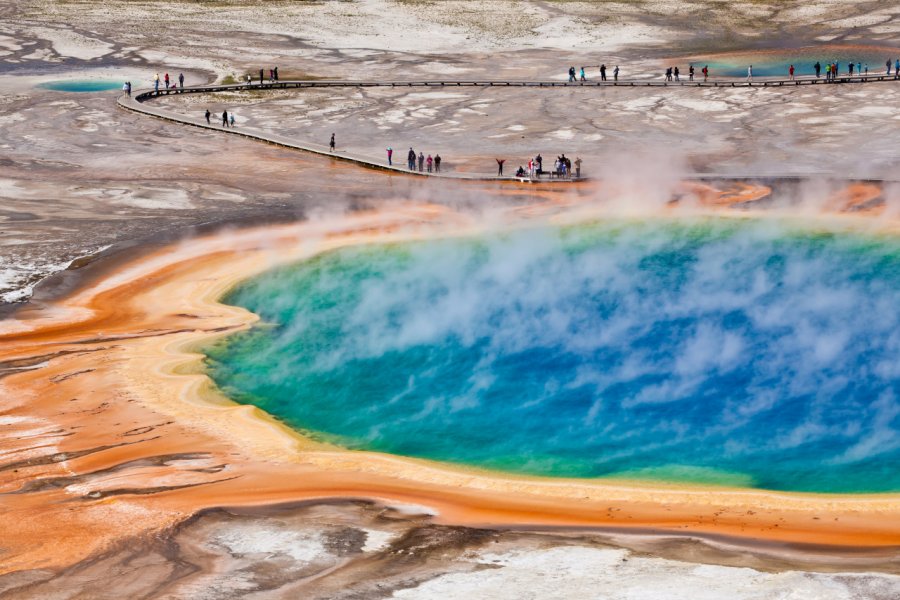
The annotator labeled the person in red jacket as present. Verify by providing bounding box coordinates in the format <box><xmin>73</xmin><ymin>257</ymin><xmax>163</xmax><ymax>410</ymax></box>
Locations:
<box><xmin>789</xmin><ymin>64</ymin><xmax>795</xmax><ymax>80</ymax></box>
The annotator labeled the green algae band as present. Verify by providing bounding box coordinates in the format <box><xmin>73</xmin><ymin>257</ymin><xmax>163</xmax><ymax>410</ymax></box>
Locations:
<box><xmin>207</xmin><ymin>219</ymin><xmax>900</xmax><ymax>493</ymax></box>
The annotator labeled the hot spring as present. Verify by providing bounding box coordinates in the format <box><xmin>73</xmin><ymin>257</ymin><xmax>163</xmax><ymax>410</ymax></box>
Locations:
<box><xmin>206</xmin><ymin>218</ymin><xmax>900</xmax><ymax>493</ymax></box>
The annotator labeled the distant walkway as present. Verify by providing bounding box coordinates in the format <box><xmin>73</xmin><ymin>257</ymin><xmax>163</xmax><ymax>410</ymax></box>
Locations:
<box><xmin>118</xmin><ymin>74</ymin><xmax>900</xmax><ymax>182</ymax></box>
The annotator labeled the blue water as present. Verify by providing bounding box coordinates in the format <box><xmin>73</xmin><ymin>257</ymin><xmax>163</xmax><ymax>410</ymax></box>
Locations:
<box><xmin>39</xmin><ymin>80</ymin><xmax>124</xmax><ymax>92</ymax></box>
<box><xmin>207</xmin><ymin>219</ymin><xmax>900</xmax><ymax>493</ymax></box>
<box><xmin>682</xmin><ymin>46</ymin><xmax>899</xmax><ymax>78</ymax></box>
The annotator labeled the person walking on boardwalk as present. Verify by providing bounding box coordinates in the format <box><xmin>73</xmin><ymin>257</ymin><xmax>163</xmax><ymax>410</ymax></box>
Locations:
<box><xmin>154</xmin><ymin>72</ymin><xmax>160</xmax><ymax>92</ymax></box>
<box><xmin>887</xmin><ymin>59</ymin><xmax>892</xmax><ymax>75</ymax></box>
<box><xmin>848</xmin><ymin>62</ymin><xmax>854</xmax><ymax>76</ymax></box>
<box><xmin>789</xmin><ymin>64</ymin><xmax>794</xmax><ymax>80</ymax></box>
<box><xmin>434</xmin><ymin>154</ymin><xmax>441</xmax><ymax>172</ymax></box>
<box><xmin>164</xmin><ymin>73</ymin><xmax>170</xmax><ymax>88</ymax></box>
<box><xmin>205</xmin><ymin>109</ymin><xmax>210</xmax><ymax>124</ymax></box>
<box><xmin>815</xmin><ymin>61</ymin><xmax>821</xmax><ymax>78</ymax></box>
<box><xmin>600</xmin><ymin>64</ymin><xmax>607</xmax><ymax>81</ymax></box>
<box><xmin>274</xmin><ymin>67</ymin><xmax>279</xmax><ymax>81</ymax></box>
<box><xmin>418</xmin><ymin>152</ymin><xmax>425</xmax><ymax>172</ymax></box>
<box><xmin>568</xmin><ymin>66</ymin><xmax>576</xmax><ymax>82</ymax></box>
<box><xmin>574</xmin><ymin>157</ymin><xmax>582</xmax><ymax>178</ymax></box>
<box><xmin>122</xmin><ymin>81</ymin><xmax>129</xmax><ymax>96</ymax></box>
<box><xmin>702</xmin><ymin>65</ymin><xmax>709</xmax><ymax>81</ymax></box>
<box><xmin>259</xmin><ymin>68</ymin><xmax>264</xmax><ymax>84</ymax></box>
<box><xmin>536</xmin><ymin>153</ymin><xmax>543</xmax><ymax>174</ymax></box>
<box><xmin>229</xmin><ymin>113</ymin><xmax>235</xmax><ymax>127</ymax></box>
<box><xmin>496</xmin><ymin>158</ymin><xmax>505</xmax><ymax>176</ymax></box>
<box><xmin>614</xmin><ymin>65</ymin><xmax>619</xmax><ymax>81</ymax></box>
<box><xmin>386</xmin><ymin>147</ymin><xmax>393</xmax><ymax>165</ymax></box>
<box><xmin>674</xmin><ymin>66</ymin><xmax>680</xmax><ymax>81</ymax></box>
<box><xmin>747</xmin><ymin>65</ymin><xmax>753</xmax><ymax>81</ymax></box>
<box><xmin>178</xmin><ymin>73</ymin><xmax>184</xmax><ymax>88</ymax></box>
<box><xmin>665</xmin><ymin>67</ymin><xmax>672</xmax><ymax>81</ymax></box>
<box><xmin>407</xmin><ymin>148</ymin><xmax>416</xmax><ymax>170</ymax></box>
<box><xmin>329</xmin><ymin>133</ymin><xmax>335</xmax><ymax>152</ymax></box>
<box><xmin>426</xmin><ymin>154</ymin><xmax>433</xmax><ymax>173</ymax></box>
<box><xmin>689</xmin><ymin>65</ymin><xmax>694</xmax><ymax>81</ymax></box>
<box><xmin>222</xmin><ymin>110</ymin><xmax>228</xmax><ymax>127</ymax></box>
<box><xmin>579</xmin><ymin>66</ymin><xmax>586</xmax><ymax>81</ymax></box>
<box><xmin>895</xmin><ymin>59</ymin><xmax>899</xmax><ymax>78</ymax></box>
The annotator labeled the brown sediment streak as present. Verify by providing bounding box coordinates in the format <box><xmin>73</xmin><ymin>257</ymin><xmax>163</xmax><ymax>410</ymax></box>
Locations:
<box><xmin>2</xmin><ymin>198</ymin><xmax>900</xmax><ymax>575</ymax></box>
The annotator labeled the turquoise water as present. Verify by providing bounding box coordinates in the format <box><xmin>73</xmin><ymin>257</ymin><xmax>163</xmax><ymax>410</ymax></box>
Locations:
<box><xmin>39</xmin><ymin>80</ymin><xmax>124</xmax><ymax>92</ymax></box>
<box><xmin>207</xmin><ymin>219</ymin><xmax>900</xmax><ymax>493</ymax></box>
<box><xmin>682</xmin><ymin>47</ymin><xmax>899</xmax><ymax>78</ymax></box>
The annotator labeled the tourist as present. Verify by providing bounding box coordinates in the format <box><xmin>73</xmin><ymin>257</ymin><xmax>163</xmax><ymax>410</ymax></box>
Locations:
<box><xmin>553</xmin><ymin>157</ymin><xmax>560</xmax><ymax>177</ymax></box>
<box><xmin>568</xmin><ymin>66</ymin><xmax>576</xmax><ymax>82</ymax></box>
<box><xmin>865</xmin><ymin>64</ymin><xmax>869</xmax><ymax>75</ymax></box>
<box><xmin>895</xmin><ymin>59</ymin><xmax>899</xmax><ymax>78</ymax></box>
<box><xmin>574</xmin><ymin>157</ymin><xmax>582</xmax><ymax>178</ymax></box>
<box><xmin>434</xmin><ymin>154</ymin><xmax>441</xmax><ymax>172</ymax></box>
<box><xmin>386</xmin><ymin>147</ymin><xmax>393</xmax><ymax>165</ymax></box>
<box><xmin>154</xmin><ymin>72</ymin><xmax>159</xmax><ymax>92</ymax></box>
<box><xmin>274</xmin><ymin>67</ymin><xmax>279</xmax><ymax>81</ymax></box>
<box><xmin>164</xmin><ymin>72</ymin><xmax>170</xmax><ymax>89</ymax></box>
<box><xmin>528</xmin><ymin>158</ymin><xmax>534</xmax><ymax>177</ymax></box>
<box><xmin>614</xmin><ymin>65</ymin><xmax>620</xmax><ymax>81</ymax></box>
<box><xmin>665</xmin><ymin>67</ymin><xmax>672</xmax><ymax>82</ymax></box>
<box><xmin>674</xmin><ymin>66</ymin><xmax>680</xmax><ymax>81</ymax></box>
<box><xmin>205</xmin><ymin>109</ymin><xmax>210</xmax><ymax>124</ymax></box>
<box><xmin>536</xmin><ymin>153</ymin><xmax>543</xmax><ymax>174</ymax></box>
<box><xmin>426</xmin><ymin>154</ymin><xmax>433</xmax><ymax>172</ymax></box>
<box><xmin>229</xmin><ymin>113</ymin><xmax>235</xmax><ymax>127</ymax></box>
<box><xmin>122</xmin><ymin>81</ymin><xmax>128</xmax><ymax>96</ymax></box>
<box><xmin>702</xmin><ymin>65</ymin><xmax>708</xmax><ymax>81</ymax></box>
<box><xmin>747</xmin><ymin>65</ymin><xmax>753</xmax><ymax>81</ymax></box>
<box><xmin>329</xmin><ymin>133</ymin><xmax>335</xmax><ymax>152</ymax></box>
<box><xmin>815</xmin><ymin>61</ymin><xmax>821</xmax><ymax>78</ymax></box>
<box><xmin>418</xmin><ymin>151</ymin><xmax>424</xmax><ymax>172</ymax></box>
<box><xmin>222</xmin><ymin>110</ymin><xmax>228</xmax><ymax>127</ymax></box>
<box><xmin>496</xmin><ymin>158</ymin><xmax>505</xmax><ymax>176</ymax></box>
<box><xmin>259</xmin><ymin>68</ymin><xmax>264</xmax><ymax>84</ymax></box>
<box><xmin>789</xmin><ymin>64</ymin><xmax>794</xmax><ymax>80</ymax></box>
<box><xmin>178</xmin><ymin>73</ymin><xmax>184</xmax><ymax>88</ymax></box>
<box><xmin>887</xmin><ymin>59</ymin><xmax>891</xmax><ymax>75</ymax></box>
<box><xmin>848</xmin><ymin>62</ymin><xmax>854</xmax><ymax>76</ymax></box>
<box><xmin>269</xmin><ymin>69</ymin><xmax>274</xmax><ymax>83</ymax></box>
<box><xmin>689</xmin><ymin>65</ymin><xmax>694</xmax><ymax>81</ymax></box>
<box><xmin>515</xmin><ymin>166</ymin><xmax>526</xmax><ymax>177</ymax></box>
<box><xmin>580</xmin><ymin>66</ymin><xmax>586</xmax><ymax>81</ymax></box>
<box><xmin>857</xmin><ymin>62</ymin><xmax>862</xmax><ymax>76</ymax></box>
<box><xmin>407</xmin><ymin>147</ymin><xmax>416</xmax><ymax>170</ymax></box>
<box><xmin>600</xmin><ymin>64</ymin><xmax>607</xmax><ymax>81</ymax></box>
<box><xmin>246</xmin><ymin>74</ymin><xmax>252</xmax><ymax>84</ymax></box>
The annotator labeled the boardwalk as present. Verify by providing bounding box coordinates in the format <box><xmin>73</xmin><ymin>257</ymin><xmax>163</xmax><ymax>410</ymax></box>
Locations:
<box><xmin>118</xmin><ymin>74</ymin><xmax>900</xmax><ymax>182</ymax></box>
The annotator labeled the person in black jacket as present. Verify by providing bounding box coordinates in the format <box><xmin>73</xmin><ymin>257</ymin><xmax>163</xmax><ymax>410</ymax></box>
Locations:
<box><xmin>408</xmin><ymin>148</ymin><xmax>416</xmax><ymax>170</ymax></box>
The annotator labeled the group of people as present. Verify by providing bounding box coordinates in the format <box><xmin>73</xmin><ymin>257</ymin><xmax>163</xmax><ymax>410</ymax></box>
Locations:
<box><xmin>665</xmin><ymin>65</ymin><xmax>707</xmax><ymax>82</ymax></box>
<box><xmin>512</xmin><ymin>153</ymin><xmax>582</xmax><ymax>179</ymax></box>
<box><xmin>568</xmin><ymin>65</ymin><xmax>620</xmax><ymax>82</ymax></box>
<box><xmin>402</xmin><ymin>148</ymin><xmax>441</xmax><ymax>173</ymax></box>
<box><xmin>254</xmin><ymin>67</ymin><xmax>279</xmax><ymax>84</ymax></box>
<box><xmin>204</xmin><ymin>108</ymin><xmax>235</xmax><ymax>127</ymax></box>
<box><xmin>153</xmin><ymin>72</ymin><xmax>184</xmax><ymax>92</ymax></box>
